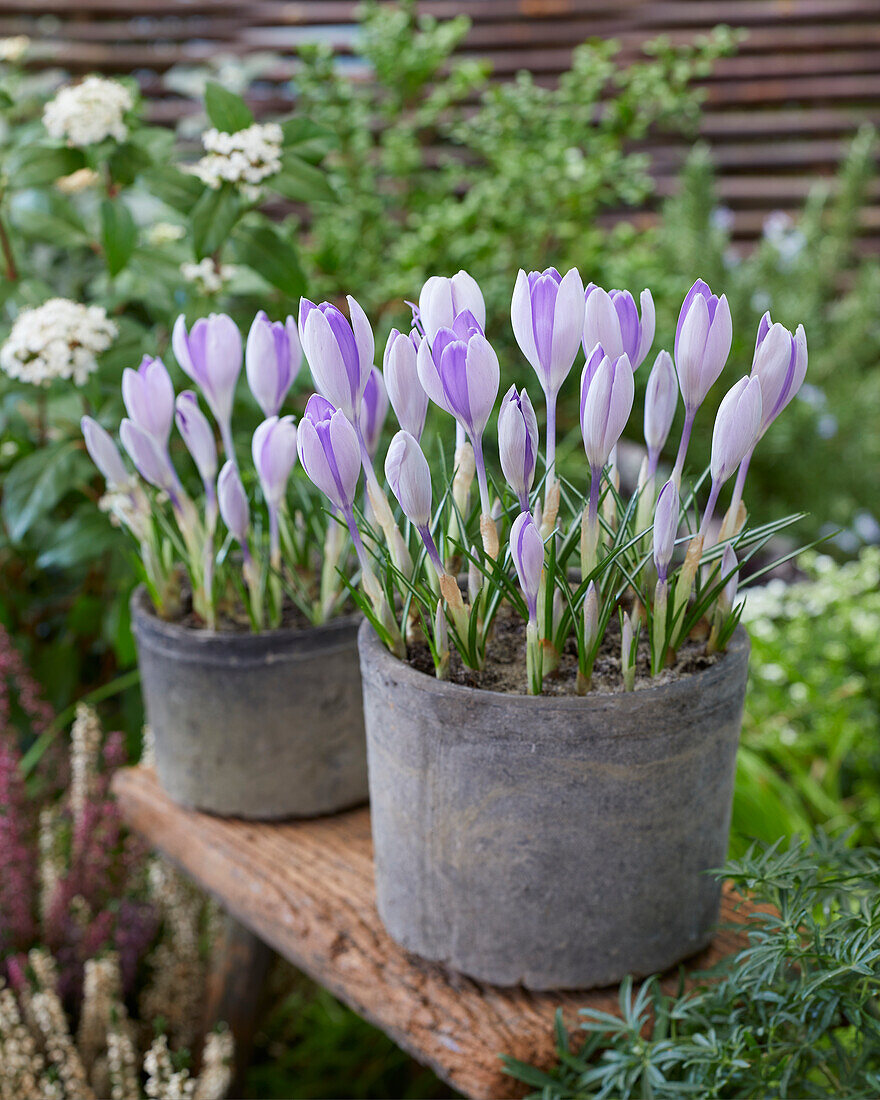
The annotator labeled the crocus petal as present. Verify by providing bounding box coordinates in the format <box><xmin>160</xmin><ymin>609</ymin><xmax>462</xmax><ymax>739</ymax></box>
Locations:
<box><xmin>635</xmin><ymin>289</ymin><xmax>655</xmax><ymax>369</ymax></box>
<box><xmin>510</xmin><ymin>510</ymin><xmax>544</xmax><ymax>619</ymax></box>
<box><xmin>547</xmin><ymin>267</ymin><xmax>585</xmax><ymax>395</ymax></box>
<box><xmin>385</xmin><ymin>429</ymin><xmax>432</xmax><ymax>527</ymax></box>
<box><xmin>175</xmin><ymin>391</ymin><xmax>217</xmax><ymax>484</ymax></box>
<box><xmin>710</xmin><ymin>375</ymin><xmax>763</xmax><ymax>483</ymax></box>
<box><xmin>217</xmin><ymin>460</ymin><xmax>249</xmax><ymax>543</ymax></box>
<box><xmin>82</xmin><ymin>416</ymin><xmax>129</xmax><ymax>489</ymax></box>
<box><xmin>510</xmin><ymin>269</ymin><xmax>541</xmax><ymax>377</ymax></box>
<box><xmin>384</xmin><ymin>330</ymin><xmax>428</xmax><ymax>439</ymax></box>
<box><xmin>583</xmin><ymin>287</ymin><xmax>623</xmax><ymax>360</ymax></box>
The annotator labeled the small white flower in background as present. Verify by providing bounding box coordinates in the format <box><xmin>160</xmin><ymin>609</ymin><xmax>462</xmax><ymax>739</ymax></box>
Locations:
<box><xmin>188</xmin><ymin>122</ymin><xmax>283</xmax><ymax>195</ymax></box>
<box><xmin>0</xmin><ymin>298</ymin><xmax>117</xmax><ymax>387</ymax></box>
<box><xmin>43</xmin><ymin>76</ymin><xmax>134</xmax><ymax>147</ymax></box>
<box><xmin>55</xmin><ymin>167</ymin><xmax>101</xmax><ymax>194</ymax></box>
<box><xmin>0</xmin><ymin>35</ymin><xmax>29</xmax><ymax>62</ymax></box>
<box><xmin>147</xmin><ymin>221</ymin><xmax>186</xmax><ymax>247</ymax></box>
<box><xmin>180</xmin><ymin>258</ymin><xmax>236</xmax><ymax>295</ymax></box>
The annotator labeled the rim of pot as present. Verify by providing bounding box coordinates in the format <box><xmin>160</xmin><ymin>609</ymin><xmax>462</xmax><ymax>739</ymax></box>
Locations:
<box><xmin>130</xmin><ymin>583</ymin><xmax>360</xmax><ymax>658</ymax></box>
<box><xmin>358</xmin><ymin>617</ymin><xmax>750</xmax><ymax>711</ymax></box>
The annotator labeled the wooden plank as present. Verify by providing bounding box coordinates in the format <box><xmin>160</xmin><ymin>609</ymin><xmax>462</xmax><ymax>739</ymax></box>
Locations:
<box><xmin>113</xmin><ymin>766</ymin><xmax>757</xmax><ymax>1100</ymax></box>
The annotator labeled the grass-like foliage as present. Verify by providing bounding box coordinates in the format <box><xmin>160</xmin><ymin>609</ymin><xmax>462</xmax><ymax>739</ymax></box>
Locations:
<box><xmin>504</xmin><ymin>831</ymin><xmax>880</xmax><ymax>1099</ymax></box>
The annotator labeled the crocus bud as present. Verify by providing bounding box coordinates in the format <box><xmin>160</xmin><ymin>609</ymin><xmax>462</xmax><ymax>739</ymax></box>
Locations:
<box><xmin>416</xmin><ymin>320</ymin><xmax>499</xmax><ymax>442</ymax></box>
<box><xmin>498</xmin><ymin>385</ymin><xmax>538</xmax><ymax>511</ymax></box>
<box><xmin>359</xmin><ymin>366</ymin><xmax>388</xmax><ymax>458</ymax></box>
<box><xmin>383</xmin><ymin>328</ymin><xmax>428</xmax><ymax>439</ymax></box>
<box><xmin>583</xmin><ymin>582</ymin><xmax>599</xmax><ymax>649</ymax></box>
<box><xmin>652</xmin><ymin>479</ymin><xmax>679</xmax><ymax>583</ymax></box>
<box><xmin>81</xmin><ymin>416</ymin><xmax>129</xmax><ymax>489</ymax></box>
<box><xmin>217</xmin><ymin>460</ymin><xmax>249</xmax><ymax>544</ymax></box>
<box><xmin>580</xmin><ymin>353</ymin><xmax>634</xmax><ymax>470</ymax></box>
<box><xmin>751</xmin><ymin>313</ymin><xmax>808</xmax><ymax>437</ymax></box>
<box><xmin>175</xmin><ymin>391</ymin><xmax>217</xmax><ymax>486</ymax></box>
<box><xmin>252</xmin><ymin>416</ymin><xmax>298</xmax><ymax>508</ymax></box>
<box><xmin>710</xmin><ymin>376</ymin><xmax>763</xmax><ymax>484</ymax></box>
<box><xmin>172</xmin><ymin>314</ymin><xmax>242</xmax><ymax>443</ymax></box>
<box><xmin>674</xmin><ymin>279</ymin><xmax>732</xmax><ymax>412</ymax></box>
<box><xmin>122</xmin><ymin>355</ymin><xmax>175</xmax><ymax>446</ymax></box>
<box><xmin>418</xmin><ymin>271</ymin><xmax>485</xmax><ymax>344</ymax></box>
<box><xmin>510</xmin><ymin>267</ymin><xmax>585</xmax><ymax>398</ymax></box>
<box><xmin>296</xmin><ymin>394</ymin><xmax>362</xmax><ymax>513</ymax></box>
<box><xmin>510</xmin><ymin>510</ymin><xmax>544</xmax><ymax>622</ymax></box>
<box><xmin>246</xmin><ymin>310</ymin><xmax>301</xmax><ymax>418</ymax></box>
<box><xmin>385</xmin><ymin>430</ymin><xmax>432</xmax><ymax>528</ymax></box>
<box><xmin>644</xmin><ymin>350</ymin><xmax>678</xmax><ymax>471</ymax></box>
<box><xmin>120</xmin><ymin>419</ymin><xmax>179</xmax><ymax>497</ymax></box>
<box><xmin>298</xmin><ymin>296</ymin><xmax>374</xmax><ymax>421</ymax></box>
<box><xmin>583</xmin><ymin>285</ymin><xmax>654</xmax><ymax>370</ymax></box>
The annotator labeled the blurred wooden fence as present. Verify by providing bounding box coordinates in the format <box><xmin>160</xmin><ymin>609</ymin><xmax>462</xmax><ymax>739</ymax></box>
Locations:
<box><xmin>5</xmin><ymin>0</ymin><xmax>880</xmax><ymax>249</ymax></box>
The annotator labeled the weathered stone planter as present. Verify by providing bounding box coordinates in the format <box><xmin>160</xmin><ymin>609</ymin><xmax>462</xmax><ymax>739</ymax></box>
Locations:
<box><xmin>131</xmin><ymin>586</ymin><xmax>367</xmax><ymax>819</ymax></box>
<box><xmin>358</xmin><ymin>620</ymin><xmax>750</xmax><ymax>990</ymax></box>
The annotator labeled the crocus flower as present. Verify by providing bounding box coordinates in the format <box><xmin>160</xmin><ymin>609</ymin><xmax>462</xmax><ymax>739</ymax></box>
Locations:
<box><xmin>172</xmin><ymin>313</ymin><xmax>242</xmax><ymax>462</ymax></box>
<box><xmin>418</xmin><ymin>271</ymin><xmax>485</xmax><ymax>344</ymax></box>
<box><xmin>416</xmin><ymin>314</ymin><xmax>499</xmax><ymax>516</ymax></box>
<box><xmin>296</xmin><ymin>394</ymin><xmax>362</xmax><ymax>515</ymax></box>
<box><xmin>175</xmin><ymin>391</ymin><xmax>217</xmax><ymax>487</ymax></box>
<box><xmin>383</xmin><ymin>328</ymin><xmax>427</xmax><ymax>439</ymax></box>
<box><xmin>583</xmin><ymin>284</ymin><xmax>654</xmax><ymax>370</ymax></box>
<box><xmin>672</xmin><ymin>280</ymin><xmax>732</xmax><ymax>481</ymax></box>
<box><xmin>510</xmin><ymin>267</ymin><xmax>584</xmax><ymax>480</ymax></box>
<box><xmin>252</xmin><ymin>416</ymin><xmax>298</xmax><ymax>509</ymax></box>
<box><xmin>510</xmin><ymin>510</ymin><xmax>544</xmax><ymax>623</ymax></box>
<box><xmin>644</xmin><ymin>350</ymin><xmax>678</xmax><ymax>477</ymax></box>
<box><xmin>385</xmin><ymin>430</ymin><xmax>443</xmax><ymax>573</ymax></box>
<box><xmin>700</xmin><ymin>375</ymin><xmax>762</xmax><ymax>537</ymax></box>
<box><xmin>498</xmin><ymin>385</ymin><xmax>538</xmax><ymax>512</ymax></box>
<box><xmin>359</xmin><ymin>366</ymin><xmax>388</xmax><ymax>458</ymax></box>
<box><xmin>298</xmin><ymin>296</ymin><xmax>374</xmax><ymax>423</ymax></box>
<box><xmin>120</xmin><ymin>418</ymin><xmax>182</xmax><ymax>503</ymax></box>
<box><xmin>217</xmin><ymin>459</ymin><xmax>250</xmax><ymax>547</ymax></box>
<box><xmin>580</xmin><ymin>353</ymin><xmax>634</xmax><ymax>473</ymax></box>
<box><xmin>245</xmin><ymin>310</ymin><xmax>301</xmax><ymax>418</ymax></box>
<box><xmin>81</xmin><ymin>416</ymin><xmax>130</xmax><ymax>489</ymax></box>
<box><xmin>652</xmin><ymin>479</ymin><xmax>679</xmax><ymax>583</ymax></box>
<box><xmin>122</xmin><ymin>355</ymin><xmax>175</xmax><ymax>447</ymax></box>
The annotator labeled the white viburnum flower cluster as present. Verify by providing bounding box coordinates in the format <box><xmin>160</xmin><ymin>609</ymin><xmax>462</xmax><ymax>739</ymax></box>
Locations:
<box><xmin>0</xmin><ymin>299</ymin><xmax>117</xmax><ymax>387</ymax></box>
<box><xmin>180</xmin><ymin>258</ymin><xmax>236</xmax><ymax>295</ymax></box>
<box><xmin>0</xmin><ymin>35</ymin><xmax>29</xmax><ymax>63</ymax></box>
<box><xmin>146</xmin><ymin>221</ymin><xmax>186</xmax><ymax>247</ymax></box>
<box><xmin>189</xmin><ymin>122</ymin><xmax>282</xmax><ymax>195</ymax></box>
<box><xmin>43</xmin><ymin>76</ymin><xmax>133</xmax><ymax>147</ymax></box>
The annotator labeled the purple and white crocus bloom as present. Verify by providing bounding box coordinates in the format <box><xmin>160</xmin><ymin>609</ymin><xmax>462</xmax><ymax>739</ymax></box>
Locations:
<box><xmin>672</xmin><ymin>279</ymin><xmax>733</xmax><ymax>482</ymax></box>
<box><xmin>652</xmin><ymin>479</ymin><xmax>679</xmax><ymax>584</ymax></box>
<box><xmin>246</xmin><ymin>311</ymin><xmax>301</xmax><ymax>418</ymax></box>
<box><xmin>498</xmin><ymin>385</ymin><xmax>538</xmax><ymax>513</ymax></box>
<box><xmin>385</xmin><ymin>430</ymin><xmax>443</xmax><ymax>574</ymax></box>
<box><xmin>510</xmin><ymin>267</ymin><xmax>584</xmax><ymax>481</ymax></box>
<box><xmin>700</xmin><ymin>375</ymin><xmax>763</xmax><ymax>537</ymax></box>
<box><xmin>172</xmin><ymin>313</ymin><xmax>242</xmax><ymax>464</ymax></box>
<box><xmin>416</xmin><ymin>311</ymin><xmax>500</xmax><ymax>516</ymax></box>
<box><xmin>217</xmin><ymin>459</ymin><xmax>250</xmax><ymax>555</ymax></box>
<box><xmin>81</xmin><ymin>416</ymin><xmax>131</xmax><ymax>490</ymax></box>
<box><xmin>418</xmin><ymin>271</ymin><xmax>485</xmax><ymax>344</ymax></box>
<box><xmin>580</xmin><ymin>352</ymin><xmax>635</xmax><ymax>519</ymax></box>
<box><xmin>175</xmin><ymin>391</ymin><xmax>218</xmax><ymax>492</ymax></box>
<box><xmin>253</xmin><ymin>415</ymin><xmax>298</xmax><ymax>565</ymax></box>
<box><xmin>644</xmin><ymin>350</ymin><xmax>678</xmax><ymax>477</ymax></box>
<box><xmin>383</xmin><ymin>328</ymin><xmax>428</xmax><ymax>439</ymax></box>
<box><xmin>359</xmin><ymin>366</ymin><xmax>389</xmax><ymax>458</ymax></box>
<box><xmin>510</xmin><ymin>510</ymin><xmax>544</xmax><ymax>624</ymax></box>
<box><xmin>122</xmin><ymin>355</ymin><xmax>175</xmax><ymax>448</ymax></box>
<box><xmin>583</xmin><ymin>284</ymin><xmax>655</xmax><ymax>370</ymax></box>
<box><xmin>120</xmin><ymin>418</ymin><xmax>184</xmax><ymax>507</ymax></box>
<box><xmin>297</xmin><ymin>296</ymin><xmax>374</xmax><ymax>428</ymax></box>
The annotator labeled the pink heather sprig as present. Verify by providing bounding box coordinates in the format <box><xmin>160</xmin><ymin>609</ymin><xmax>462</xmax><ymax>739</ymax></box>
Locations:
<box><xmin>0</xmin><ymin>737</ymin><xmax>37</xmax><ymax>960</ymax></box>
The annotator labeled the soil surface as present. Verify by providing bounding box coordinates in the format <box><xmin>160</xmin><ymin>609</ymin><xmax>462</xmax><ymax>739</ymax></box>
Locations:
<box><xmin>175</xmin><ymin>591</ymin><xmax>317</xmax><ymax>634</ymax></box>
<box><xmin>406</xmin><ymin>602</ymin><xmax>719</xmax><ymax>696</ymax></box>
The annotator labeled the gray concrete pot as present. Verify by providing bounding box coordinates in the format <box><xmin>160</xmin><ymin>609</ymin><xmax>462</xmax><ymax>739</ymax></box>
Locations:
<box><xmin>131</xmin><ymin>586</ymin><xmax>367</xmax><ymax>819</ymax></box>
<box><xmin>358</xmin><ymin>620</ymin><xmax>750</xmax><ymax>990</ymax></box>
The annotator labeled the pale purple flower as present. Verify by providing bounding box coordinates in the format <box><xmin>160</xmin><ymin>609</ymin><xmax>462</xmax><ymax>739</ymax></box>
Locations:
<box><xmin>296</xmin><ymin>394</ymin><xmax>362</xmax><ymax>513</ymax></box>
<box><xmin>246</xmin><ymin>310</ymin><xmax>301</xmax><ymax>418</ymax></box>
<box><xmin>359</xmin><ymin>366</ymin><xmax>389</xmax><ymax>458</ymax></box>
<box><xmin>298</xmin><ymin>296</ymin><xmax>374</xmax><ymax>421</ymax></box>
<box><xmin>674</xmin><ymin>279</ymin><xmax>732</xmax><ymax>412</ymax></box>
<box><xmin>385</xmin><ymin>430</ymin><xmax>433</xmax><ymax>528</ymax></box>
<box><xmin>498</xmin><ymin>385</ymin><xmax>538</xmax><ymax>512</ymax></box>
<box><xmin>510</xmin><ymin>267</ymin><xmax>585</xmax><ymax>399</ymax></box>
<box><xmin>81</xmin><ymin>416</ymin><xmax>129</xmax><ymax>489</ymax></box>
<box><xmin>583</xmin><ymin>284</ymin><xmax>654</xmax><ymax>370</ymax></box>
<box><xmin>579</xmin><ymin>353</ymin><xmax>634</xmax><ymax>471</ymax></box>
<box><xmin>416</xmin><ymin>315</ymin><xmax>499</xmax><ymax>442</ymax></box>
<box><xmin>122</xmin><ymin>355</ymin><xmax>175</xmax><ymax>447</ymax></box>
<box><xmin>172</xmin><ymin>313</ymin><xmax>242</xmax><ymax>459</ymax></box>
<box><xmin>383</xmin><ymin>328</ymin><xmax>428</xmax><ymax>439</ymax></box>
<box><xmin>652</xmin><ymin>479</ymin><xmax>679</xmax><ymax>582</ymax></box>
<box><xmin>644</xmin><ymin>350</ymin><xmax>678</xmax><ymax>475</ymax></box>
<box><xmin>120</xmin><ymin>418</ymin><xmax>181</xmax><ymax>501</ymax></box>
<box><xmin>510</xmin><ymin>510</ymin><xmax>544</xmax><ymax>622</ymax></box>
<box><xmin>217</xmin><ymin>459</ymin><xmax>249</xmax><ymax>545</ymax></box>
<box><xmin>252</xmin><ymin>416</ymin><xmax>298</xmax><ymax>508</ymax></box>
<box><xmin>751</xmin><ymin>312</ymin><xmax>808</xmax><ymax>437</ymax></box>
<box><xmin>710</xmin><ymin>376</ymin><xmax>763</xmax><ymax>485</ymax></box>
<box><xmin>175</xmin><ymin>391</ymin><xmax>217</xmax><ymax>486</ymax></box>
<box><xmin>418</xmin><ymin>271</ymin><xmax>485</xmax><ymax>344</ymax></box>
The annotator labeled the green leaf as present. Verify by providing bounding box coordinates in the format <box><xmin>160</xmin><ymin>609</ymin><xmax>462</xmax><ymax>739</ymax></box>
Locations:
<box><xmin>5</xmin><ymin>144</ymin><xmax>86</xmax><ymax>188</ymax></box>
<box><xmin>190</xmin><ymin>182</ymin><xmax>243</xmax><ymax>259</ymax></box>
<box><xmin>2</xmin><ymin>441</ymin><xmax>92</xmax><ymax>543</ymax></box>
<box><xmin>280</xmin><ymin>117</ymin><xmax>337</xmax><ymax>163</ymax></box>
<box><xmin>272</xmin><ymin>152</ymin><xmax>336</xmax><ymax>203</ymax></box>
<box><xmin>107</xmin><ymin>140</ymin><xmax>154</xmax><ymax>188</ymax></box>
<box><xmin>204</xmin><ymin>82</ymin><xmax>253</xmax><ymax>133</ymax></box>
<box><xmin>140</xmin><ymin>166</ymin><xmax>205</xmax><ymax>214</ymax></box>
<box><xmin>100</xmin><ymin>197</ymin><xmax>137</xmax><ymax>276</ymax></box>
<box><xmin>0</xmin><ymin>89</ymin><xmax>13</xmax><ymax>110</ymax></box>
<box><xmin>233</xmin><ymin>221</ymin><xmax>306</xmax><ymax>299</ymax></box>
<box><xmin>36</xmin><ymin>507</ymin><xmax>123</xmax><ymax>570</ymax></box>
<box><xmin>11</xmin><ymin>192</ymin><xmax>90</xmax><ymax>247</ymax></box>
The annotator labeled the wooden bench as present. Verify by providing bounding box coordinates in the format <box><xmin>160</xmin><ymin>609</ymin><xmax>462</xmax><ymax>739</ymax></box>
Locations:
<box><xmin>113</xmin><ymin>765</ymin><xmax>756</xmax><ymax>1099</ymax></box>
